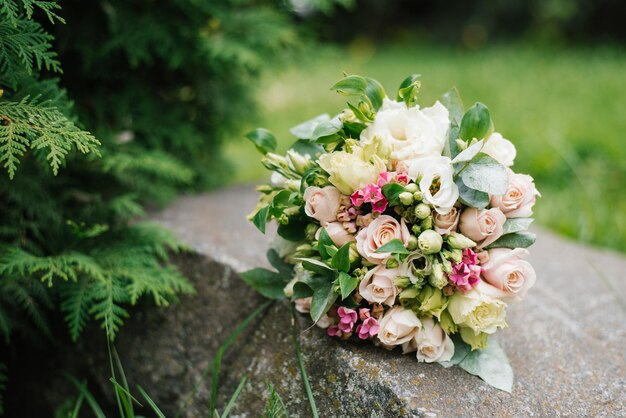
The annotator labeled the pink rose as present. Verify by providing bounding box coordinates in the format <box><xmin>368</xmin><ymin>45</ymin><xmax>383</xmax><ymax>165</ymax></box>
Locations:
<box><xmin>304</xmin><ymin>186</ymin><xmax>341</xmax><ymax>225</ymax></box>
<box><xmin>358</xmin><ymin>265</ymin><xmax>400</xmax><ymax>306</ymax></box>
<box><xmin>459</xmin><ymin>207</ymin><xmax>506</xmax><ymax>249</ymax></box>
<box><xmin>414</xmin><ymin>317</ymin><xmax>454</xmax><ymax>363</ymax></box>
<box><xmin>433</xmin><ymin>207</ymin><xmax>460</xmax><ymax>235</ymax></box>
<box><xmin>490</xmin><ymin>172</ymin><xmax>540</xmax><ymax>218</ymax></box>
<box><xmin>356</xmin><ymin>215</ymin><xmax>410</xmax><ymax>264</ymax></box>
<box><xmin>479</xmin><ymin>248</ymin><xmax>536</xmax><ymax>302</ymax></box>
<box><xmin>324</xmin><ymin>222</ymin><xmax>356</xmax><ymax>247</ymax></box>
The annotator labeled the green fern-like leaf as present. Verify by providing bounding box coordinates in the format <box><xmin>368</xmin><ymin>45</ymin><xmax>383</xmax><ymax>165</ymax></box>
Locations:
<box><xmin>0</xmin><ymin>97</ymin><xmax>101</xmax><ymax>178</ymax></box>
<box><xmin>59</xmin><ymin>277</ymin><xmax>93</xmax><ymax>341</ymax></box>
<box><xmin>88</xmin><ymin>276</ymin><xmax>130</xmax><ymax>341</ymax></box>
<box><xmin>0</xmin><ymin>1</ymin><xmax>64</xmax><ymax>27</ymax></box>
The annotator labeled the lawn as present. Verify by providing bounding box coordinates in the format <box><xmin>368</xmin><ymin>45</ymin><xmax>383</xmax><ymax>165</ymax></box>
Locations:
<box><xmin>225</xmin><ymin>42</ymin><xmax>626</xmax><ymax>253</ymax></box>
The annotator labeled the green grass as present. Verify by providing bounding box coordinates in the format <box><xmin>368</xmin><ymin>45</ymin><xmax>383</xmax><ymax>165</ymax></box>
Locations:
<box><xmin>225</xmin><ymin>42</ymin><xmax>626</xmax><ymax>253</ymax></box>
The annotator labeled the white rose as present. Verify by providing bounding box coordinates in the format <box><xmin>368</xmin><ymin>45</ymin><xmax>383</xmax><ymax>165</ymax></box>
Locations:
<box><xmin>414</xmin><ymin>317</ymin><xmax>454</xmax><ymax>363</ymax></box>
<box><xmin>447</xmin><ymin>289</ymin><xmax>507</xmax><ymax>335</ymax></box>
<box><xmin>360</xmin><ymin>98</ymin><xmax>450</xmax><ymax>162</ymax></box>
<box><xmin>479</xmin><ymin>248</ymin><xmax>536</xmax><ymax>302</ymax></box>
<box><xmin>356</xmin><ymin>215</ymin><xmax>411</xmax><ymax>264</ymax></box>
<box><xmin>358</xmin><ymin>265</ymin><xmax>400</xmax><ymax>306</ymax></box>
<box><xmin>303</xmin><ymin>186</ymin><xmax>341</xmax><ymax>225</ymax></box>
<box><xmin>318</xmin><ymin>145</ymin><xmax>386</xmax><ymax>195</ymax></box>
<box><xmin>407</xmin><ymin>155</ymin><xmax>459</xmax><ymax>214</ymax></box>
<box><xmin>482</xmin><ymin>132</ymin><xmax>516</xmax><ymax>167</ymax></box>
<box><xmin>377</xmin><ymin>306</ymin><xmax>421</xmax><ymax>347</ymax></box>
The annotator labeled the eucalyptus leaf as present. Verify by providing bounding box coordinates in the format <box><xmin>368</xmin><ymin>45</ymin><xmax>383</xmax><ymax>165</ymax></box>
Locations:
<box><xmin>310</xmin><ymin>284</ymin><xmax>337</xmax><ymax>323</ymax></box>
<box><xmin>455</xmin><ymin>178</ymin><xmax>489</xmax><ymax>209</ymax></box>
<box><xmin>331</xmin><ymin>243</ymin><xmax>351</xmax><ymax>272</ymax></box>
<box><xmin>459</xmin><ymin>103</ymin><xmax>491</xmax><ymax>141</ymax></box>
<box><xmin>338</xmin><ymin>272</ymin><xmax>358</xmax><ymax>300</ymax></box>
<box><xmin>290</xmin><ymin>114</ymin><xmax>330</xmax><ymax>139</ymax></box>
<box><xmin>457</xmin><ymin>338</ymin><xmax>514</xmax><ymax>393</ymax></box>
<box><xmin>486</xmin><ymin>232</ymin><xmax>536</xmax><ymax>249</ymax></box>
<box><xmin>245</xmin><ymin>128</ymin><xmax>277</xmax><ymax>154</ymax></box>
<box><xmin>503</xmin><ymin>218</ymin><xmax>534</xmax><ymax>235</ymax></box>
<box><xmin>375</xmin><ymin>239</ymin><xmax>409</xmax><ymax>255</ymax></box>
<box><xmin>461</xmin><ymin>154</ymin><xmax>508</xmax><ymax>195</ymax></box>
<box><xmin>240</xmin><ymin>268</ymin><xmax>286</xmax><ymax>299</ymax></box>
<box><xmin>452</xmin><ymin>140</ymin><xmax>484</xmax><ymax>165</ymax></box>
<box><xmin>439</xmin><ymin>87</ymin><xmax>464</xmax><ymax>126</ymax></box>
<box><xmin>311</xmin><ymin>119</ymin><xmax>343</xmax><ymax>141</ymax></box>
<box><xmin>288</xmin><ymin>139</ymin><xmax>324</xmax><ymax>159</ymax></box>
<box><xmin>440</xmin><ymin>335</ymin><xmax>471</xmax><ymax>368</ymax></box>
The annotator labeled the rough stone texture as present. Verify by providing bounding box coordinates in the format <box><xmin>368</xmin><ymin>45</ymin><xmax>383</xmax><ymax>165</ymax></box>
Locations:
<box><xmin>146</xmin><ymin>185</ymin><xmax>626</xmax><ymax>418</ymax></box>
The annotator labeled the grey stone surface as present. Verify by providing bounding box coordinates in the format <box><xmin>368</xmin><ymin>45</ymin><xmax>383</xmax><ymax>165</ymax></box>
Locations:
<box><xmin>146</xmin><ymin>185</ymin><xmax>626</xmax><ymax>417</ymax></box>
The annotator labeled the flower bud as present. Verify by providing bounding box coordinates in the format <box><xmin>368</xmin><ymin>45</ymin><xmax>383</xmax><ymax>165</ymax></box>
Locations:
<box><xmin>399</xmin><ymin>287</ymin><xmax>419</xmax><ymax>299</ymax></box>
<box><xmin>418</xmin><ymin>230</ymin><xmax>443</xmax><ymax>254</ymax></box>
<box><xmin>262</xmin><ymin>152</ymin><xmax>290</xmax><ymax>172</ymax></box>
<box><xmin>305</xmin><ymin>223</ymin><xmax>319</xmax><ymax>241</ymax></box>
<box><xmin>283</xmin><ymin>277</ymin><xmax>298</xmax><ymax>297</ymax></box>
<box><xmin>413</xmin><ymin>191</ymin><xmax>424</xmax><ymax>201</ymax></box>
<box><xmin>340</xmin><ymin>108</ymin><xmax>357</xmax><ymax>123</ymax></box>
<box><xmin>406</xmin><ymin>235</ymin><xmax>418</xmax><ymax>251</ymax></box>
<box><xmin>447</xmin><ymin>232</ymin><xmax>476</xmax><ymax>250</ymax></box>
<box><xmin>455</xmin><ymin>139</ymin><xmax>468</xmax><ymax>151</ymax></box>
<box><xmin>440</xmin><ymin>257</ymin><xmax>452</xmax><ymax>274</ymax></box>
<box><xmin>393</xmin><ymin>276</ymin><xmax>411</xmax><ymax>288</ymax></box>
<box><xmin>385</xmin><ymin>258</ymin><xmax>399</xmax><ymax>269</ymax></box>
<box><xmin>444</xmin><ymin>248</ymin><xmax>463</xmax><ymax>263</ymax></box>
<box><xmin>286</xmin><ymin>150</ymin><xmax>314</xmax><ymax>174</ymax></box>
<box><xmin>428</xmin><ymin>261</ymin><xmax>447</xmax><ymax>289</ymax></box>
<box><xmin>411</xmin><ymin>225</ymin><xmax>421</xmax><ymax>235</ymax></box>
<box><xmin>358</xmin><ymin>100</ymin><xmax>372</xmax><ymax>117</ymax></box>
<box><xmin>398</xmin><ymin>191</ymin><xmax>414</xmax><ymax>206</ymax></box>
<box><xmin>414</xmin><ymin>203</ymin><xmax>430</xmax><ymax>219</ymax></box>
<box><xmin>349</xmin><ymin>242</ymin><xmax>360</xmax><ymax>264</ymax></box>
<box><xmin>404</xmin><ymin>183</ymin><xmax>419</xmax><ymax>193</ymax></box>
<box><xmin>420</xmin><ymin>216</ymin><xmax>433</xmax><ymax>230</ymax></box>
<box><xmin>277</xmin><ymin>214</ymin><xmax>289</xmax><ymax>225</ymax></box>
<box><xmin>283</xmin><ymin>206</ymin><xmax>300</xmax><ymax>217</ymax></box>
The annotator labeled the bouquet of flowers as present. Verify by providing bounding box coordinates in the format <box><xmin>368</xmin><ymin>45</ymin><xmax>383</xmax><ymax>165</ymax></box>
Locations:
<box><xmin>243</xmin><ymin>74</ymin><xmax>539</xmax><ymax>392</ymax></box>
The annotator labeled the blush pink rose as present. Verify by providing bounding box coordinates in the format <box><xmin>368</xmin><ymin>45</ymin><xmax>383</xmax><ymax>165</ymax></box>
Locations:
<box><xmin>356</xmin><ymin>215</ymin><xmax>410</xmax><ymax>264</ymax></box>
<box><xmin>459</xmin><ymin>207</ymin><xmax>506</xmax><ymax>249</ymax></box>
<box><xmin>478</xmin><ymin>248</ymin><xmax>537</xmax><ymax>302</ymax></box>
<box><xmin>294</xmin><ymin>297</ymin><xmax>312</xmax><ymax>313</ymax></box>
<box><xmin>304</xmin><ymin>186</ymin><xmax>341</xmax><ymax>225</ymax></box>
<box><xmin>358</xmin><ymin>265</ymin><xmax>400</xmax><ymax>306</ymax></box>
<box><xmin>490</xmin><ymin>172</ymin><xmax>540</xmax><ymax>218</ymax></box>
<box><xmin>433</xmin><ymin>207</ymin><xmax>460</xmax><ymax>235</ymax></box>
<box><xmin>324</xmin><ymin>222</ymin><xmax>356</xmax><ymax>247</ymax></box>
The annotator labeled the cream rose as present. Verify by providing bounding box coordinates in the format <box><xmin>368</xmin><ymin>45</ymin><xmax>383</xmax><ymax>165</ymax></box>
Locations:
<box><xmin>482</xmin><ymin>132</ymin><xmax>516</xmax><ymax>167</ymax></box>
<box><xmin>407</xmin><ymin>155</ymin><xmax>459</xmax><ymax>214</ymax></box>
<box><xmin>303</xmin><ymin>186</ymin><xmax>341</xmax><ymax>225</ymax></box>
<box><xmin>479</xmin><ymin>248</ymin><xmax>536</xmax><ymax>302</ymax></box>
<box><xmin>433</xmin><ymin>206</ymin><xmax>460</xmax><ymax>235</ymax></box>
<box><xmin>318</xmin><ymin>145</ymin><xmax>386</xmax><ymax>195</ymax></box>
<box><xmin>377</xmin><ymin>306</ymin><xmax>421</xmax><ymax>347</ymax></box>
<box><xmin>356</xmin><ymin>215</ymin><xmax>411</xmax><ymax>264</ymax></box>
<box><xmin>447</xmin><ymin>289</ymin><xmax>507</xmax><ymax>335</ymax></box>
<box><xmin>360</xmin><ymin>98</ymin><xmax>450</xmax><ymax>162</ymax></box>
<box><xmin>414</xmin><ymin>317</ymin><xmax>454</xmax><ymax>363</ymax></box>
<box><xmin>358</xmin><ymin>265</ymin><xmax>399</xmax><ymax>306</ymax></box>
<box><xmin>459</xmin><ymin>207</ymin><xmax>506</xmax><ymax>248</ymax></box>
<box><xmin>324</xmin><ymin>222</ymin><xmax>355</xmax><ymax>247</ymax></box>
<box><xmin>490</xmin><ymin>172</ymin><xmax>540</xmax><ymax>218</ymax></box>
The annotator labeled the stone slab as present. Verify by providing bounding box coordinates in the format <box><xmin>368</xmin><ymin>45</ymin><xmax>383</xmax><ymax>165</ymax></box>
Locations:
<box><xmin>149</xmin><ymin>185</ymin><xmax>626</xmax><ymax>417</ymax></box>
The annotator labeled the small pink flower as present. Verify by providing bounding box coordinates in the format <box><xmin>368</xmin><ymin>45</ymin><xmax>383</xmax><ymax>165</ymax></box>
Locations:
<box><xmin>377</xmin><ymin>172</ymin><xmax>393</xmax><ymax>187</ymax></box>
<box><xmin>449</xmin><ymin>249</ymin><xmax>482</xmax><ymax>293</ymax></box>
<box><xmin>371</xmin><ymin>198</ymin><xmax>388</xmax><ymax>213</ymax></box>
<box><xmin>327</xmin><ymin>325</ymin><xmax>342</xmax><ymax>337</ymax></box>
<box><xmin>352</xmin><ymin>184</ymin><xmax>388</xmax><ymax>213</ymax></box>
<box><xmin>356</xmin><ymin>317</ymin><xmax>379</xmax><ymax>340</ymax></box>
<box><xmin>359</xmin><ymin>308</ymin><xmax>371</xmax><ymax>321</ymax></box>
<box><xmin>337</xmin><ymin>307</ymin><xmax>357</xmax><ymax>333</ymax></box>
<box><xmin>462</xmin><ymin>248</ymin><xmax>478</xmax><ymax>265</ymax></box>
<box><xmin>351</xmin><ymin>190</ymin><xmax>365</xmax><ymax>207</ymax></box>
<box><xmin>395</xmin><ymin>173</ymin><xmax>409</xmax><ymax>186</ymax></box>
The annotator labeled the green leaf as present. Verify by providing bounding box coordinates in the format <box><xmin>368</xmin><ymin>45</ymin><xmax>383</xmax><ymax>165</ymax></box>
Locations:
<box><xmin>375</xmin><ymin>239</ymin><xmax>409</xmax><ymax>254</ymax></box>
<box><xmin>310</xmin><ymin>284</ymin><xmax>337</xmax><ymax>323</ymax></box>
<box><xmin>397</xmin><ymin>74</ymin><xmax>421</xmax><ymax>102</ymax></box>
<box><xmin>458</xmin><ymin>338</ymin><xmax>514</xmax><ymax>393</ymax></box>
<box><xmin>288</xmin><ymin>139</ymin><xmax>324</xmax><ymax>158</ymax></box>
<box><xmin>245</xmin><ymin>128</ymin><xmax>277</xmax><ymax>155</ymax></box>
<box><xmin>486</xmin><ymin>232</ymin><xmax>537</xmax><ymax>249</ymax></box>
<box><xmin>456</xmin><ymin>177</ymin><xmax>489</xmax><ymax>209</ymax></box>
<box><xmin>277</xmin><ymin>221</ymin><xmax>307</xmax><ymax>242</ymax></box>
<box><xmin>317</xmin><ymin>227</ymin><xmax>334</xmax><ymax>259</ymax></box>
<box><xmin>439</xmin><ymin>87</ymin><xmax>464</xmax><ymax>127</ymax></box>
<box><xmin>331</xmin><ymin>75</ymin><xmax>386</xmax><ymax>110</ymax></box>
<box><xmin>459</xmin><ymin>103</ymin><xmax>491</xmax><ymax>141</ymax></box>
<box><xmin>267</xmin><ymin>249</ymin><xmax>293</xmax><ymax>279</ymax></box>
<box><xmin>461</xmin><ymin>154</ymin><xmax>508</xmax><ymax>195</ymax></box>
<box><xmin>240</xmin><ymin>268</ymin><xmax>286</xmax><ymax>299</ymax></box>
<box><xmin>311</xmin><ymin>119</ymin><xmax>342</xmax><ymax>142</ymax></box>
<box><xmin>290</xmin><ymin>114</ymin><xmax>330</xmax><ymax>139</ymax></box>
<box><xmin>338</xmin><ymin>272</ymin><xmax>358</xmax><ymax>300</ymax></box>
<box><xmin>292</xmin><ymin>282</ymin><xmax>314</xmax><ymax>299</ymax></box>
<box><xmin>298</xmin><ymin>258</ymin><xmax>335</xmax><ymax>277</ymax></box>
<box><xmin>252</xmin><ymin>206</ymin><xmax>270</xmax><ymax>234</ymax></box>
<box><xmin>364</xmin><ymin>77</ymin><xmax>386</xmax><ymax>110</ymax></box>
<box><xmin>331</xmin><ymin>243</ymin><xmax>351</xmax><ymax>272</ymax></box>
<box><xmin>440</xmin><ymin>335</ymin><xmax>472</xmax><ymax>368</ymax></box>
<box><xmin>381</xmin><ymin>182</ymin><xmax>405</xmax><ymax>206</ymax></box>
<box><xmin>137</xmin><ymin>386</ymin><xmax>167</xmax><ymax>418</ymax></box>
<box><xmin>502</xmin><ymin>218</ymin><xmax>534</xmax><ymax>235</ymax></box>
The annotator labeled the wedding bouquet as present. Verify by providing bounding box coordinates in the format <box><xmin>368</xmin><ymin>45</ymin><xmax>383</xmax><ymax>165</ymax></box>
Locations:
<box><xmin>243</xmin><ymin>74</ymin><xmax>539</xmax><ymax>392</ymax></box>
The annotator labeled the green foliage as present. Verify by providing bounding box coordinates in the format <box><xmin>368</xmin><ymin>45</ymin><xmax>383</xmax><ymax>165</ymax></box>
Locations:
<box><xmin>263</xmin><ymin>383</ymin><xmax>289</xmax><ymax>418</ymax></box>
